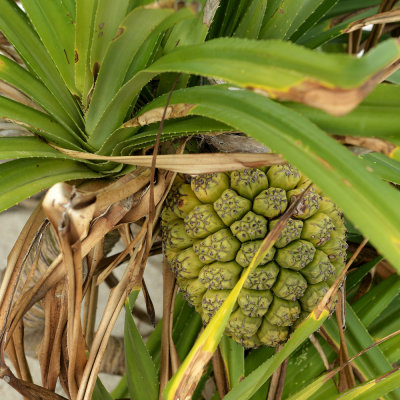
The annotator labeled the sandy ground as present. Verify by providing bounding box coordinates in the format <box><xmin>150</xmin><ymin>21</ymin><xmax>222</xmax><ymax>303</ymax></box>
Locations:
<box><xmin>0</xmin><ymin>204</ymin><xmax>164</xmax><ymax>399</ymax></box>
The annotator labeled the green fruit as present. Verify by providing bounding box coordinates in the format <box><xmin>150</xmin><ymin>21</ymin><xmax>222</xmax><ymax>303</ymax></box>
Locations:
<box><xmin>231</xmin><ymin>211</ymin><xmax>268</xmax><ymax>242</ymax></box>
<box><xmin>191</xmin><ymin>172</ymin><xmax>229</xmax><ymax>202</ymax></box>
<box><xmin>267</xmin><ymin>164</ymin><xmax>301</xmax><ymax>190</ymax></box>
<box><xmin>199</xmin><ymin>261</ymin><xmax>242</xmax><ymax>290</ymax></box>
<box><xmin>269</xmin><ymin>218</ymin><xmax>303</xmax><ymax>248</ymax></box>
<box><xmin>214</xmin><ymin>189</ymin><xmax>252</xmax><ymax>225</ymax></box>
<box><xmin>163</xmin><ymin>166</ymin><xmax>347</xmax><ymax>348</ymax></box>
<box><xmin>173</xmin><ymin>183</ymin><xmax>202</xmax><ymax>218</ymax></box>
<box><xmin>253</xmin><ymin>187</ymin><xmax>288</xmax><ymax>218</ymax></box>
<box><xmin>185</xmin><ymin>204</ymin><xmax>225</xmax><ymax>239</ymax></box>
<box><xmin>230</xmin><ymin>168</ymin><xmax>269</xmax><ymax>199</ymax></box>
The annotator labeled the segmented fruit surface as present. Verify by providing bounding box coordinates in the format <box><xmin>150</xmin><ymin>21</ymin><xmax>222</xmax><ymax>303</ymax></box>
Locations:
<box><xmin>162</xmin><ymin>166</ymin><xmax>347</xmax><ymax>348</ymax></box>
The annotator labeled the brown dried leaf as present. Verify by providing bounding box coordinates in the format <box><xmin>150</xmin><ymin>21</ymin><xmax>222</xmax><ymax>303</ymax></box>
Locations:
<box><xmin>0</xmin><ymin>204</ymin><xmax>46</xmax><ymax>355</ymax></box>
<box><xmin>6</xmin><ymin>321</ymin><xmax>32</xmax><ymax>383</ymax></box>
<box><xmin>42</xmin><ymin>183</ymin><xmax>97</xmax><ymax>398</ymax></box>
<box><xmin>122</xmin><ymin>171</ymin><xmax>169</xmax><ymax>222</ymax></box>
<box><xmin>160</xmin><ymin>258</ymin><xmax>176</xmax><ymax>397</ymax></box>
<box><xmin>169</xmin><ymin>285</ymin><xmax>180</xmax><ymax>375</ymax></box>
<box><xmin>212</xmin><ymin>348</ymin><xmax>229</xmax><ymax>399</ymax></box>
<box><xmin>344</xmin><ymin>9</ymin><xmax>400</xmax><ymax>33</ymax></box>
<box><xmin>97</xmin><ymin>222</ymin><xmax>147</xmax><ymax>284</ymax></box>
<box><xmin>42</xmin><ymin>183</ymin><xmax>96</xmax><ymax>242</ymax></box>
<box><xmin>0</xmin><ymin>366</ymin><xmax>67</xmax><ymax>400</ymax></box>
<box><xmin>332</xmin><ymin>135</ymin><xmax>396</xmax><ymax>156</ymax></box>
<box><xmin>77</xmin><ymin>238</ymin><xmax>147</xmax><ymax>400</ymax></box>
<box><xmin>123</xmin><ymin>104</ymin><xmax>195</xmax><ymax>128</ymax></box>
<box><xmin>336</xmin><ymin>288</ymin><xmax>356</xmax><ymax>392</ymax></box>
<box><xmin>38</xmin><ymin>282</ymin><xmax>67</xmax><ymax>391</ymax></box>
<box><xmin>257</xmin><ymin>59</ymin><xmax>400</xmax><ymax>116</ymax></box>
<box><xmin>51</xmin><ymin>147</ymin><xmax>285</xmax><ymax>173</ymax></box>
<box><xmin>82</xmin><ymin>279</ymin><xmax>99</xmax><ymax>347</ymax></box>
<box><xmin>7</xmin><ymin>196</ymin><xmax>134</xmax><ymax>339</ymax></box>
<box><xmin>91</xmin><ymin>167</ymin><xmax>151</xmax><ymax>215</ymax></box>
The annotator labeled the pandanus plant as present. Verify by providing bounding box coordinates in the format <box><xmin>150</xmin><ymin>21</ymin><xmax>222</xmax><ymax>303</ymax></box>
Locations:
<box><xmin>1</xmin><ymin>1</ymin><xmax>400</xmax><ymax>399</ymax></box>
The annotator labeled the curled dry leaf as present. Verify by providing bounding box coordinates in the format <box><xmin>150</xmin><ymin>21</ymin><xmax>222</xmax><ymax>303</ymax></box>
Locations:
<box><xmin>0</xmin><ymin>162</ymin><xmax>172</xmax><ymax>399</ymax></box>
<box><xmin>42</xmin><ymin>182</ymin><xmax>96</xmax><ymax>242</ymax></box>
<box><xmin>344</xmin><ymin>9</ymin><xmax>400</xmax><ymax>33</ymax></box>
<box><xmin>254</xmin><ymin>59</ymin><xmax>400</xmax><ymax>116</ymax></box>
<box><xmin>332</xmin><ymin>135</ymin><xmax>397</xmax><ymax>157</ymax></box>
<box><xmin>123</xmin><ymin>104</ymin><xmax>195</xmax><ymax>128</ymax></box>
<box><xmin>42</xmin><ymin>183</ymin><xmax>98</xmax><ymax>398</ymax></box>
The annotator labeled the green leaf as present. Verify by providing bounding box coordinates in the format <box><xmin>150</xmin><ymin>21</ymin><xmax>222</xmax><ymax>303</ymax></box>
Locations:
<box><xmin>86</xmin><ymin>7</ymin><xmax>174</xmax><ymax>138</ymax></box>
<box><xmin>346</xmin><ymin>257</ymin><xmax>383</xmax><ymax>296</ymax></box>
<box><xmin>244</xmin><ymin>347</ymin><xmax>274</xmax><ymax>400</ymax></box>
<box><xmin>172</xmin><ymin>300</ymin><xmax>202</xmax><ymax>362</ymax></box>
<box><xmin>260</xmin><ymin>0</ymin><xmax>312</xmax><ymax>40</ymax></box>
<box><xmin>353</xmin><ymin>275</ymin><xmax>400</xmax><ymax>328</ymax></box>
<box><xmin>155</xmin><ymin>11</ymin><xmax>208</xmax><ymax>97</ymax></box>
<box><xmin>219</xmin><ymin>335</ymin><xmax>244</xmax><ymax>389</ymax></box>
<box><xmin>262</xmin><ymin>0</ymin><xmax>282</xmax><ymax>29</ymax></box>
<box><xmin>283</xmin><ymin>337</ymin><xmax>338</xmax><ymax>399</ymax></box>
<box><xmin>327</xmin><ymin>368</ymin><xmax>400</xmax><ymax>400</ymax></box>
<box><xmin>20</xmin><ymin>0</ymin><xmax>77</xmax><ymax>94</ymax></box>
<box><xmin>125</xmin><ymin>290</ymin><xmax>158</xmax><ymax>400</ymax></box>
<box><xmin>125</xmin><ymin>7</ymin><xmax>197</xmax><ymax>82</ymax></box>
<box><xmin>74</xmin><ymin>0</ymin><xmax>98</xmax><ymax>101</ymax></box>
<box><xmin>323</xmin><ymin>304</ymin><xmax>400</xmax><ymax>399</ymax></box>
<box><xmin>145</xmin><ymin>292</ymin><xmax>189</xmax><ymax>372</ymax></box>
<box><xmin>387</xmin><ymin>69</ymin><xmax>400</xmax><ymax>84</ymax></box>
<box><xmin>285</xmin><ymin>367</ymin><xmax>335</xmax><ymax>400</ymax></box>
<box><xmin>90</xmin><ymin>0</ymin><xmax>129</xmax><ymax>81</ymax></box>
<box><xmin>379</xmin><ymin>334</ymin><xmax>400</xmax><ymax>366</ymax></box>
<box><xmin>92</xmin><ymin>37</ymin><xmax>400</xmax><ymax>149</ymax></box>
<box><xmin>0</xmin><ymin>96</ymin><xmax>87</xmax><ymax>150</ymax></box>
<box><xmin>298</xmin><ymin>6</ymin><xmax>379</xmax><ymax>48</ymax></box>
<box><xmin>0</xmin><ymin>158</ymin><xmax>99</xmax><ymax>212</ymax></box>
<box><xmin>326</xmin><ymin>0</ymin><xmax>381</xmax><ymax>19</ymax></box>
<box><xmin>233</xmin><ymin>0</ymin><xmax>268</xmax><ymax>39</ymax></box>
<box><xmin>286</xmin><ymin>101</ymin><xmax>400</xmax><ymax>141</ymax></box>
<box><xmin>370</xmin><ymin>296</ymin><xmax>400</xmax><ymax>364</ymax></box>
<box><xmin>369</xmin><ymin>294</ymin><xmax>400</xmax><ymax>339</ymax></box>
<box><xmin>62</xmin><ymin>0</ymin><xmax>76</xmax><ymax>19</ymax></box>
<box><xmin>290</xmin><ymin>301</ymin><xmax>400</xmax><ymax>400</ymax></box>
<box><xmin>0</xmin><ymin>137</ymin><xmax>79</xmax><ymax>160</ymax></box>
<box><xmin>360</xmin><ymin>153</ymin><xmax>400</xmax><ymax>185</ymax></box>
<box><xmin>135</xmin><ymin>84</ymin><xmax>400</xmax><ymax>274</ymax></box>
<box><xmin>0</xmin><ymin>0</ymin><xmax>83</xmax><ymax>126</ymax></box>
<box><xmin>93</xmin><ymin>378</ymin><xmax>113</xmax><ymax>400</ymax></box>
<box><xmin>290</xmin><ymin>0</ymin><xmax>339</xmax><ymax>42</ymax></box>
<box><xmin>0</xmin><ymin>55</ymin><xmax>78</xmax><ymax>132</ymax></box>
<box><xmin>108</xmin><ymin>116</ymin><xmax>230</xmax><ymax>156</ymax></box>
<box><xmin>111</xmin><ymin>375</ymin><xmax>129</xmax><ymax>399</ymax></box>
<box><xmin>222</xmin><ymin>311</ymin><xmax>330</xmax><ymax>400</ymax></box>
<box><xmin>208</xmin><ymin>0</ymin><xmax>252</xmax><ymax>38</ymax></box>
<box><xmin>148</xmin><ymin>37</ymin><xmax>400</xmax><ymax>90</ymax></box>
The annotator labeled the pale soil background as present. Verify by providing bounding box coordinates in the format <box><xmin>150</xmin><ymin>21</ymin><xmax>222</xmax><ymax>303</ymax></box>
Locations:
<box><xmin>0</xmin><ymin>203</ymin><xmax>164</xmax><ymax>398</ymax></box>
